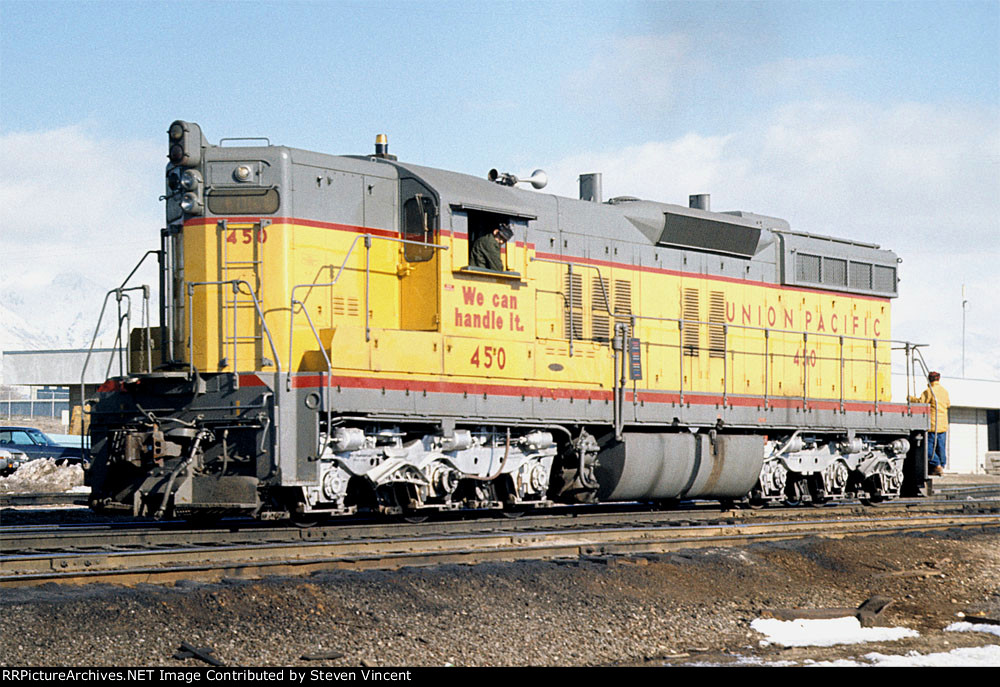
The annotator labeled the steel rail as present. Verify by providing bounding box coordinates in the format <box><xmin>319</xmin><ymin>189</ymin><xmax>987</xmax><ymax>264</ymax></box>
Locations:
<box><xmin>3</xmin><ymin>510</ymin><xmax>996</xmax><ymax>587</ymax></box>
<box><xmin>3</xmin><ymin>497</ymin><xmax>996</xmax><ymax>548</ymax></box>
<box><xmin>0</xmin><ymin>493</ymin><xmax>90</xmax><ymax>508</ymax></box>
<box><xmin>0</xmin><ymin>496</ymin><xmax>978</xmax><ymax>541</ymax></box>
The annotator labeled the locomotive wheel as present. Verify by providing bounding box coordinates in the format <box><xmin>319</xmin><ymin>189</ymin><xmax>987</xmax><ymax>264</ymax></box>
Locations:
<box><xmin>744</xmin><ymin>487</ymin><xmax>766</xmax><ymax>509</ymax></box>
<box><xmin>391</xmin><ymin>484</ymin><xmax>431</xmax><ymax>522</ymax></box>
<box><xmin>501</xmin><ymin>506</ymin><xmax>527</xmax><ymax>519</ymax></box>
<box><xmin>291</xmin><ymin>511</ymin><xmax>324</xmax><ymax>528</ymax></box>
<box><xmin>806</xmin><ymin>475</ymin><xmax>828</xmax><ymax>507</ymax></box>
<box><xmin>784</xmin><ymin>479</ymin><xmax>805</xmax><ymax>507</ymax></box>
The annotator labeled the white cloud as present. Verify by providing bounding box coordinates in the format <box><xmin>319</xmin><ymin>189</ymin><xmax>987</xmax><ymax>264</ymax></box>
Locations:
<box><xmin>563</xmin><ymin>34</ymin><xmax>705</xmax><ymax>113</ymax></box>
<box><xmin>544</xmin><ymin>133</ymin><xmax>744</xmax><ymax>202</ymax></box>
<box><xmin>542</xmin><ymin>99</ymin><xmax>1000</xmax><ymax>379</ymax></box>
<box><xmin>0</xmin><ymin>125</ymin><xmax>164</xmax><ymax>350</ymax></box>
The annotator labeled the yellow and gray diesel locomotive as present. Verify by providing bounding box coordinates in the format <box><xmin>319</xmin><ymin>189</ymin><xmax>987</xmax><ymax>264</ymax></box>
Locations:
<box><xmin>85</xmin><ymin>120</ymin><xmax>932</xmax><ymax>520</ymax></box>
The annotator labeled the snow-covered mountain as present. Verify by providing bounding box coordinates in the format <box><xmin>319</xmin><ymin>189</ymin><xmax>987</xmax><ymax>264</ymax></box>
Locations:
<box><xmin>0</xmin><ymin>269</ymin><xmax>158</xmax><ymax>383</ymax></box>
<box><xmin>1</xmin><ymin>271</ymin><xmax>122</xmax><ymax>350</ymax></box>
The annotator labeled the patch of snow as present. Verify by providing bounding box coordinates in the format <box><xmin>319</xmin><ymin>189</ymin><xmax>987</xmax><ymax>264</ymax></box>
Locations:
<box><xmin>808</xmin><ymin>645</ymin><xmax>1000</xmax><ymax>667</ymax></box>
<box><xmin>802</xmin><ymin>657</ymin><xmax>867</xmax><ymax>666</ymax></box>
<box><xmin>946</xmin><ymin>622</ymin><xmax>1000</xmax><ymax>638</ymax></box>
<box><xmin>0</xmin><ymin>458</ymin><xmax>84</xmax><ymax>493</ymax></box>
<box><xmin>751</xmin><ymin>616</ymin><xmax>919</xmax><ymax>647</ymax></box>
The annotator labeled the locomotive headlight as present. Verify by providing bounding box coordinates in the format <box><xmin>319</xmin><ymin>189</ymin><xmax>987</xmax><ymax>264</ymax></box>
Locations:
<box><xmin>180</xmin><ymin>168</ymin><xmax>203</xmax><ymax>191</ymax></box>
<box><xmin>180</xmin><ymin>191</ymin><xmax>204</xmax><ymax>215</ymax></box>
<box><xmin>233</xmin><ymin>164</ymin><xmax>253</xmax><ymax>182</ymax></box>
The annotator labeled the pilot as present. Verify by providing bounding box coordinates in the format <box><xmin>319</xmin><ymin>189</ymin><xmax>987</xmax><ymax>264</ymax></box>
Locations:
<box><xmin>470</xmin><ymin>224</ymin><xmax>513</xmax><ymax>271</ymax></box>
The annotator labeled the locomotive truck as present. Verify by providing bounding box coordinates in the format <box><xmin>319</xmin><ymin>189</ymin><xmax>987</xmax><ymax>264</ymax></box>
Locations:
<box><xmin>84</xmin><ymin>120</ymin><xmax>931</xmax><ymax>520</ymax></box>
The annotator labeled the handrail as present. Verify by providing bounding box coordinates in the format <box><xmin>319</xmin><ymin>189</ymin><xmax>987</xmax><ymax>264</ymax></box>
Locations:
<box><xmin>79</xmin><ymin>250</ymin><xmax>162</xmax><ymax>456</ymax></box>
<box><xmin>185</xmin><ymin>280</ymin><xmax>283</xmax><ymax>387</ymax></box>
<box><xmin>285</xmin><ymin>233</ymin><xmax>448</xmax><ymax>453</ymax></box>
<box><xmin>531</xmin><ymin>256</ymin><xmax>621</xmax><ymax>357</ymax></box>
<box><xmin>81</xmin><ymin>248</ymin><xmax>161</xmax><ymax>396</ymax></box>
<box><xmin>909</xmin><ymin>344</ymin><xmax>939</xmax><ymax>429</ymax></box>
<box><xmin>287</xmin><ymin>233</ymin><xmax>450</xmax><ymax>376</ymax></box>
<box><xmin>600</xmin><ymin>311</ymin><xmax>923</xmax><ymax>412</ymax></box>
<box><xmin>530</xmin><ymin>256</ymin><xmax>616</xmax><ymax>316</ymax></box>
<box><xmin>80</xmin><ymin>284</ymin><xmax>152</xmax><ymax>404</ymax></box>
<box><xmin>529</xmin><ymin>255</ymin><xmax>927</xmax><ymax>413</ymax></box>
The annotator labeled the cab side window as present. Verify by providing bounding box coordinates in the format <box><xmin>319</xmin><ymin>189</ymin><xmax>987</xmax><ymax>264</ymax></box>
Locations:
<box><xmin>400</xmin><ymin>176</ymin><xmax>439</xmax><ymax>263</ymax></box>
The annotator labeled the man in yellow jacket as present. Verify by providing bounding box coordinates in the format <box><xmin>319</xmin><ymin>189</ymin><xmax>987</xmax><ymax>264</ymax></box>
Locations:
<box><xmin>909</xmin><ymin>372</ymin><xmax>951</xmax><ymax>476</ymax></box>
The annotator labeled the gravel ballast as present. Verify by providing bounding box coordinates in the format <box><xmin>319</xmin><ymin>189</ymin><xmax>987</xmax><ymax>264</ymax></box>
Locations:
<box><xmin>2</xmin><ymin>528</ymin><xmax>998</xmax><ymax>667</ymax></box>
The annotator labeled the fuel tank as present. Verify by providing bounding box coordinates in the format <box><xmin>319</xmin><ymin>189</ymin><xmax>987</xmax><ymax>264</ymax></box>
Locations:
<box><xmin>595</xmin><ymin>432</ymin><xmax>765</xmax><ymax>501</ymax></box>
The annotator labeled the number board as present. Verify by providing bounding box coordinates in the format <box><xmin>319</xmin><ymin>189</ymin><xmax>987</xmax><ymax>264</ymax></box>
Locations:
<box><xmin>629</xmin><ymin>337</ymin><xmax>642</xmax><ymax>380</ymax></box>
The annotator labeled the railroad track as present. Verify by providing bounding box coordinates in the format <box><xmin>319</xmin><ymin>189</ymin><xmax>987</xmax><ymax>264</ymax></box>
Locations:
<box><xmin>0</xmin><ymin>492</ymin><xmax>89</xmax><ymax>507</ymax></box>
<box><xmin>3</xmin><ymin>500</ymin><xmax>997</xmax><ymax>588</ymax></box>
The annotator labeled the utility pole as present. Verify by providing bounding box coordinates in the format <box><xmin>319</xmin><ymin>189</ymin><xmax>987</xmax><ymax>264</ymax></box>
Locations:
<box><xmin>961</xmin><ymin>284</ymin><xmax>969</xmax><ymax>378</ymax></box>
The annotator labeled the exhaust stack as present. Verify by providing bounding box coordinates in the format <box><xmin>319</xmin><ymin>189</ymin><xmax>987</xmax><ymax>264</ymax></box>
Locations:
<box><xmin>579</xmin><ymin>173</ymin><xmax>603</xmax><ymax>203</ymax></box>
<box><xmin>689</xmin><ymin>194</ymin><xmax>710</xmax><ymax>211</ymax></box>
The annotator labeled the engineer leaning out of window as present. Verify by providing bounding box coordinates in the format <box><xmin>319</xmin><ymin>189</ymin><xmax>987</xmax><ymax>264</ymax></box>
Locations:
<box><xmin>908</xmin><ymin>371</ymin><xmax>950</xmax><ymax>476</ymax></box>
<box><xmin>470</xmin><ymin>224</ymin><xmax>513</xmax><ymax>271</ymax></box>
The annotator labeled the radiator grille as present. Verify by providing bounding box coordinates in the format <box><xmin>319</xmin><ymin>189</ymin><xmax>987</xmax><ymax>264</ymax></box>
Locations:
<box><xmin>708</xmin><ymin>290</ymin><xmax>726</xmax><ymax>359</ymax></box>
<box><xmin>563</xmin><ymin>272</ymin><xmax>584</xmax><ymax>339</ymax></box>
<box><xmin>682</xmin><ymin>288</ymin><xmax>700</xmax><ymax>357</ymax></box>
<box><xmin>614</xmin><ymin>279</ymin><xmax>632</xmax><ymax>316</ymax></box>
<box><xmin>591</xmin><ymin>276</ymin><xmax>609</xmax><ymax>341</ymax></box>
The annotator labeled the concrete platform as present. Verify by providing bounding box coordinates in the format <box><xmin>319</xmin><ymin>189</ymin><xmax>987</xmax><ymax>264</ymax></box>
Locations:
<box><xmin>930</xmin><ymin>472</ymin><xmax>1000</xmax><ymax>487</ymax></box>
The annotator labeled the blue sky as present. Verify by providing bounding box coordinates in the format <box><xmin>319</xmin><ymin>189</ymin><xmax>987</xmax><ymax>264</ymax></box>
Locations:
<box><xmin>3</xmin><ymin>1</ymin><xmax>997</xmax><ymax>164</ymax></box>
<box><xmin>1</xmin><ymin>0</ymin><xmax>998</xmax><ymax>379</ymax></box>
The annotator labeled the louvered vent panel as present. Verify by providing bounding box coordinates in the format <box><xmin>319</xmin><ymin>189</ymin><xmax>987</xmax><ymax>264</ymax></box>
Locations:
<box><xmin>614</xmin><ymin>279</ymin><xmax>632</xmax><ymax>315</ymax></box>
<box><xmin>682</xmin><ymin>288</ymin><xmax>700</xmax><ymax>357</ymax></box>
<box><xmin>708</xmin><ymin>290</ymin><xmax>726</xmax><ymax>359</ymax></box>
<box><xmin>592</xmin><ymin>276</ymin><xmax>610</xmax><ymax>341</ymax></box>
<box><xmin>563</xmin><ymin>272</ymin><xmax>584</xmax><ymax>340</ymax></box>
<box><xmin>332</xmin><ymin>296</ymin><xmax>360</xmax><ymax>317</ymax></box>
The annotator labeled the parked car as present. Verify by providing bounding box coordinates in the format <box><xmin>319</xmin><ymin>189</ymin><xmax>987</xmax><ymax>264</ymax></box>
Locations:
<box><xmin>0</xmin><ymin>447</ymin><xmax>30</xmax><ymax>475</ymax></box>
<box><xmin>0</xmin><ymin>426</ymin><xmax>87</xmax><ymax>465</ymax></box>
